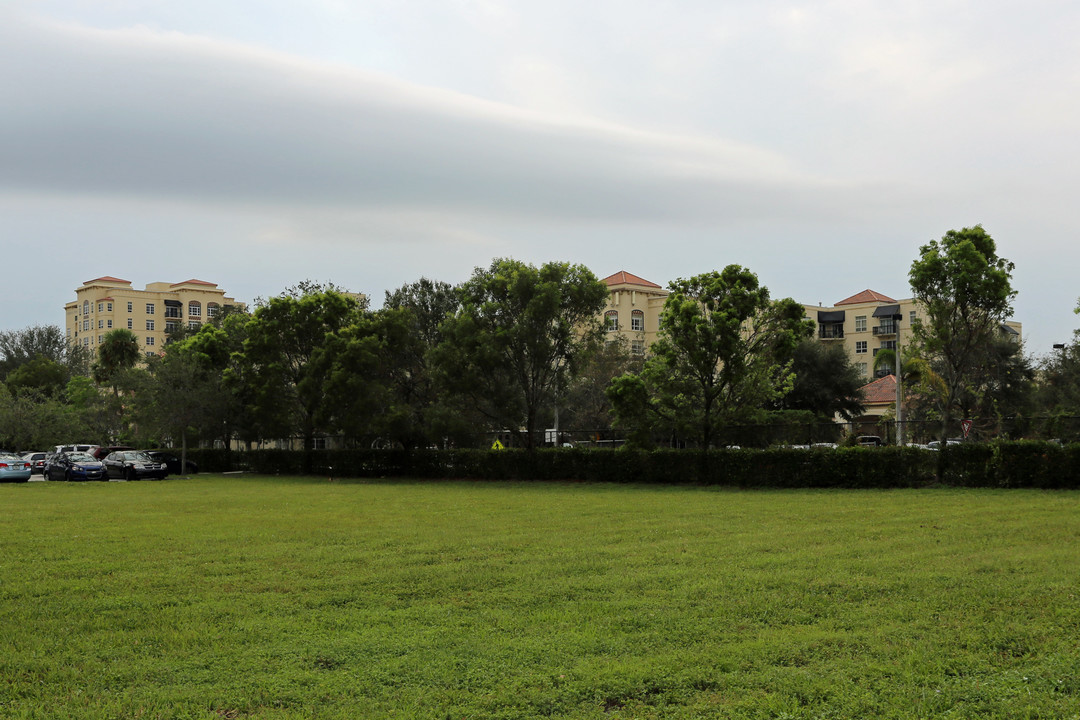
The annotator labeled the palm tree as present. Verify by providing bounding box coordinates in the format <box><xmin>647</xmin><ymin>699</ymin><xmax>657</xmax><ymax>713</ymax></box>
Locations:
<box><xmin>92</xmin><ymin>329</ymin><xmax>141</xmax><ymax>398</ymax></box>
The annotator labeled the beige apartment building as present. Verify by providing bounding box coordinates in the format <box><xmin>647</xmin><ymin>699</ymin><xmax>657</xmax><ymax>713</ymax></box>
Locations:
<box><xmin>65</xmin><ymin>277</ymin><xmax>242</xmax><ymax>356</ymax></box>
<box><xmin>600</xmin><ymin>271</ymin><xmax>669</xmax><ymax>356</ymax></box>
<box><xmin>803</xmin><ymin>289</ymin><xmax>1022</xmax><ymax>382</ymax></box>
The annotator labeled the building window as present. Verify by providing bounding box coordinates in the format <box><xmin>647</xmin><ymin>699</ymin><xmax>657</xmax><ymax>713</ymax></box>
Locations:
<box><xmin>98</xmin><ymin>319</ymin><xmax>103</xmax><ymax>329</ymax></box>
<box><xmin>107</xmin><ymin>302</ymin><xmax>113</xmax><ymax>312</ymax></box>
<box><xmin>189</xmin><ymin>302</ymin><xmax>202</xmax><ymax>318</ymax></box>
<box><xmin>83</xmin><ymin>337</ymin><xmax>89</xmax><ymax>347</ymax></box>
<box><xmin>605</xmin><ymin>310</ymin><xmax>618</xmax><ymax>332</ymax></box>
<box><xmin>127</xmin><ymin>302</ymin><xmax>133</xmax><ymax>313</ymax></box>
<box><xmin>82</xmin><ymin>320</ymin><xmax>90</xmax><ymax>331</ymax></box>
<box><xmin>166</xmin><ymin>321</ymin><xmax>178</xmax><ymax>333</ymax></box>
<box><xmin>631</xmin><ymin>310</ymin><xmax>644</xmax><ymax>332</ymax></box>
<box><xmin>855</xmin><ymin>316</ymin><xmax>867</xmax><ymax>332</ymax></box>
<box><xmin>83</xmin><ymin>301</ymin><xmax>90</xmax><ymax>315</ymax></box>
<box><xmin>98</xmin><ymin>335</ymin><xmax>103</xmax><ymax>343</ymax></box>
<box><xmin>98</xmin><ymin>302</ymin><xmax>103</xmax><ymax>313</ymax></box>
<box><xmin>909</xmin><ymin>311</ymin><xmax>916</xmax><ymax>325</ymax></box>
<box><xmin>164</xmin><ymin>305</ymin><xmax>181</xmax><ymax>319</ymax></box>
<box><xmin>127</xmin><ymin>318</ymin><xmax>133</xmax><ymax>330</ymax></box>
<box><xmin>107</xmin><ymin>320</ymin><xmax>113</xmax><ymax>329</ymax></box>
<box><xmin>146</xmin><ymin>351</ymin><xmax>156</xmax><ymax>357</ymax></box>
<box><xmin>188</xmin><ymin>321</ymin><xmax>201</xmax><ymax>330</ymax></box>
<box><xmin>855</xmin><ymin>341</ymin><xmax>867</xmax><ymax>354</ymax></box>
<box><xmin>313</xmin><ymin>437</ymin><xmax>328</xmax><ymax>450</ymax></box>
<box><xmin>146</xmin><ymin>320</ymin><xmax>155</xmax><ymax>331</ymax></box>
<box><xmin>856</xmin><ymin>362</ymin><xmax>868</xmax><ymax>378</ymax></box>
<box><xmin>146</xmin><ymin>337</ymin><xmax>155</xmax><ymax>346</ymax></box>
<box><xmin>146</xmin><ymin>303</ymin><xmax>155</xmax><ymax>314</ymax></box>
<box><xmin>631</xmin><ymin>339</ymin><xmax>645</xmax><ymax>357</ymax></box>
<box><xmin>207</xmin><ymin>303</ymin><xmax>219</xmax><ymax>317</ymax></box>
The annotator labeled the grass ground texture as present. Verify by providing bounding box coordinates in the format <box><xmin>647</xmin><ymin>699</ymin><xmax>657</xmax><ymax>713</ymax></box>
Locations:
<box><xmin>1</xmin><ymin>476</ymin><xmax>1078</xmax><ymax>719</ymax></box>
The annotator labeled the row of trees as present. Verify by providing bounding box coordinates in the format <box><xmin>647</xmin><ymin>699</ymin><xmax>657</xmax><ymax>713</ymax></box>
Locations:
<box><xmin>0</xmin><ymin>259</ymin><xmax>865</xmax><ymax>454</ymax></box>
<box><xmin>1</xmin><ymin>226</ymin><xmax>1075</xmax><ymax>456</ymax></box>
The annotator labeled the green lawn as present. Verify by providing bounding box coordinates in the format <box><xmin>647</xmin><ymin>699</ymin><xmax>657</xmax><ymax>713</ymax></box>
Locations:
<box><xmin>2</xmin><ymin>477</ymin><xmax>1078</xmax><ymax>719</ymax></box>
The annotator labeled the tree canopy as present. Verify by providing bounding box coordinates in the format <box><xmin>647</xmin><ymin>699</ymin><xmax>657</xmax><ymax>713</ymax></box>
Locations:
<box><xmin>91</xmin><ymin>329</ymin><xmax>141</xmax><ymax>399</ymax></box>
<box><xmin>608</xmin><ymin>265</ymin><xmax>812</xmax><ymax>448</ymax></box>
<box><xmin>776</xmin><ymin>339</ymin><xmax>866</xmax><ymax>421</ymax></box>
<box><xmin>231</xmin><ymin>289</ymin><xmax>364</xmax><ymax>453</ymax></box>
<box><xmin>433</xmin><ymin>259</ymin><xmax>609</xmax><ymax>448</ymax></box>
<box><xmin>909</xmin><ymin>225</ymin><xmax>1016</xmax><ymax>439</ymax></box>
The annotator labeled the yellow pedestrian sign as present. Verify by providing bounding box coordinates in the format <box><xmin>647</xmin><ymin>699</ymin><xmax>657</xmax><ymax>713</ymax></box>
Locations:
<box><xmin>491</xmin><ymin>439</ymin><xmax>505</xmax><ymax>450</ymax></box>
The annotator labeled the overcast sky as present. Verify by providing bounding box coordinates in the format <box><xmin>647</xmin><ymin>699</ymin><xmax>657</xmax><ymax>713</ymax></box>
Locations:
<box><xmin>2</xmin><ymin>1</ymin><xmax>1078</xmax><ymax>355</ymax></box>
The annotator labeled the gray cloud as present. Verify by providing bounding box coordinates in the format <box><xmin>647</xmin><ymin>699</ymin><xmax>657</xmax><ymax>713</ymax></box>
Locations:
<box><xmin>0</xmin><ymin>13</ymin><xmax>876</xmax><ymax>226</ymax></box>
<box><xmin>2</xmin><ymin>4</ymin><xmax>1078</xmax><ymax>355</ymax></box>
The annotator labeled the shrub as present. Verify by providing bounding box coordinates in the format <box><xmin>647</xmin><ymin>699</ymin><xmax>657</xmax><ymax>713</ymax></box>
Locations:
<box><xmin>190</xmin><ymin>442</ymin><xmax>1079</xmax><ymax>488</ymax></box>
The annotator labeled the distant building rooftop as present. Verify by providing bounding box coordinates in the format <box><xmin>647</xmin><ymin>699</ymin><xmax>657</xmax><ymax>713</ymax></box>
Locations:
<box><xmin>602</xmin><ymin>271</ymin><xmax>663</xmax><ymax>289</ymax></box>
<box><xmin>836</xmin><ymin>289</ymin><xmax>898</xmax><ymax>306</ymax></box>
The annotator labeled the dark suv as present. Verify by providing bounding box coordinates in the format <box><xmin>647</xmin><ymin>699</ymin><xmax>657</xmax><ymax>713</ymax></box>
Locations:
<box><xmin>103</xmin><ymin>451</ymin><xmax>168</xmax><ymax>481</ymax></box>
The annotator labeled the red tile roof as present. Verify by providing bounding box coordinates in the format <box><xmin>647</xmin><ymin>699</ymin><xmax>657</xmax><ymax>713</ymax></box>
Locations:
<box><xmin>836</xmin><ymin>289</ymin><xmax>897</xmax><ymax>306</ymax></box>
<box><xmin>84</xmin><ymin>276</ymin><xmax>130</xmax><ymax>285</ymax></box>
<box><xmin>602</xmin><ymin>271</ymin><xmax>662</xmax><ymax>289</ymax></box>
<box><xmin>170</xmin><ymin>279</ymin><xmax>217</xmax><ymax>287</ymax></box>
<box><xmin>860</xmin><ymin>374</ymin><xmax>897</xmax><ymax>405</ymax></box>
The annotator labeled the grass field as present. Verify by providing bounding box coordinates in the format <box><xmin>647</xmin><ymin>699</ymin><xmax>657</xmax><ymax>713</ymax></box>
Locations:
<box><xmin>2</xmin><ymin>476</ymin><xmax>1078</xmax><ymax>719</ymax></box>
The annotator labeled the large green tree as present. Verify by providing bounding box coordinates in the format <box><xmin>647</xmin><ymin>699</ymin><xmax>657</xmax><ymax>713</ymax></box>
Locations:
<box><xmin>0</xmin><ymin>384</ymin><xmax>89</xmax><ymax>450</ymax></box>
<box><xmin>775</xmin><ymin>339</ymin><xmax>866</xmax><ymax>421</ymax></box>
<box><xmin>231</xmin><ymin>288</ymin><xmax>363</xmax><ymax>453</ymax></box>
<box><xmin>433</xmin><ymin>259</ymin><xmax>609</xmax><ymax>449</ymax></box>
<box><xmin>1036</xmin><ymin>301</ymin><xmax>1080</xmax><ymax>427</ymax></box>
<box><xmin>908</xmin><ymin>225</ymin><xmax>1016</xmax><ymax>440</ymax></box>
<box><xmin>376</xmin><ymin>278</ymin><xmax>467</xmax><ymax>447</ymax></box>
<box><xmin>132</xmin><ymin>319</ymin><xmax>251</xmax><ymax>467</ymax></box>
<box><xmin>559</xmin><ymin>335</ymin><xmax>644</xmax><ymax>438</ymax></box>
<box><xmin>0</xmin><ymin>324</ymin><xmax>91</xmax><ymax>381</ymax></box>
<box><xmin>4</xmin><ymin>356</ymin><xmax>70</xmax><ymax>399</ymax></box>
<box><xmin>608</xmin><ymin>265</ymin><xmax>812</xmax><ymax>449</ymax></box>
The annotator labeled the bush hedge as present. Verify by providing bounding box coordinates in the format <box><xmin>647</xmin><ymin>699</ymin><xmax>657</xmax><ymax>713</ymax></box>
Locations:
<box><xmin>178</xmin><ymin>441</ymin><xmax>1080</xmax><ymax>488</ymax></box>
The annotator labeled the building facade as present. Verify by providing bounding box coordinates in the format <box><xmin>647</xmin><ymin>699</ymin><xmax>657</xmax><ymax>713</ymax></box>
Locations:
<box><xmin>600</xmin><ymin>271</ymin><xmax>669</xmax><ymax>356</ymax></box>
<box><xmin>65</xmin><ymin>277</ymin><xmax>242</xmax><ymax>356</ymax></box>
<box><xmin>803</xmin><ymin>289</ymin><xmax>1023</xmax><ymax>383</ymax></box>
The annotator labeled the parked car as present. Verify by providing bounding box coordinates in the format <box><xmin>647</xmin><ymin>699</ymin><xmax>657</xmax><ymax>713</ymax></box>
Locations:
<box><xmin>21</xmin><ymin>451</ymin><xmax>48</xmax><ymax>474</ymax></box>
<box><xmin>0</xmin><ymin>452</ymin><xmax>33</xmax><ymax>482</ymax></box>
<box><xmin>926</xmin><ymin>439</ymin><xmax>963</xmax><ymax>451</ymax></box>
<box><xmin>53</xmin><ymin>443</ymin><xmax>99</xmax><ymax>456</ymax></box>
<box><xmin>857</xmin><ymin>435</ymin><xmax>883</xmax><ymax>447</ymax></box>
<box><xmin>103</xmin><ymin>451</ymin><xmax>168</xmax><ymax>481</ymax></box>
<box><xmin>45</xmin><ymin>452</ymin><xmax>107</xmax><ymax>481</ymax></box>
<box><xmin>92</xmin><ymin>445</ymin><xmax>135</xmax><ymax>460</ymax></box>
<box><xmin>144</xmin><ymin>450</ymin><xmax>198</xmax><ymax>475</ymax></box>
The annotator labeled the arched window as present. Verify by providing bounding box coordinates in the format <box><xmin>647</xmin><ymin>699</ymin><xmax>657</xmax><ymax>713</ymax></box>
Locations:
<box><xmin>188</xmin><ymin>301</ymin><xmax>202</xmax><ymax>318</ymax></box>
<box><xmin>631</xmin><ymin>309</ymin><xmax>644</xmax><ymax>332</ymax></box>
<box><xmin>604</xmin><ymin>310</ymin><xmax>619</xmax><ymax>332</ymax></box>
<box><xmin>82</xmin><ymin>301</ymin><xmax>90</xmax><ymax>315</ymax></box>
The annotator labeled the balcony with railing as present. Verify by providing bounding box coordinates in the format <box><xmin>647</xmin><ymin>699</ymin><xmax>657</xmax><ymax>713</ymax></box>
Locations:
<box><xmin>818</xmin><ymin>323</ymin><xmax>844</xmax><ymax>340</ymax></box>
<box><xmin>872</xmin><ymin>322</ymin><xmax>897</xmax><ymax>337</ymax></box>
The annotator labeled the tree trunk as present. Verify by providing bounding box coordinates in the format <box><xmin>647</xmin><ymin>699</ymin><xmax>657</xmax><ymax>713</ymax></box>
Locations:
<box><xmin>180</xmin><ymin>429</ymin><xmax>188</xmax><ymax>478</ymax></box>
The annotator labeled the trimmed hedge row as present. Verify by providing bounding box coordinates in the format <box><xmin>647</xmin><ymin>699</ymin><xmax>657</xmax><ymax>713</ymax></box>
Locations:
<box><xmin>181</xmin><ymin>442</ymin><xmax>1080</xmax><ymax>488</ymax></box>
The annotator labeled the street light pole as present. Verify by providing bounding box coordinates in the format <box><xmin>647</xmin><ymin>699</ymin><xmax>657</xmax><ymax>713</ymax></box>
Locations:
<box><xmin>895</xmin><ymin>312</ymin><xmax>903</xmax><ymax>446</ymax></box>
